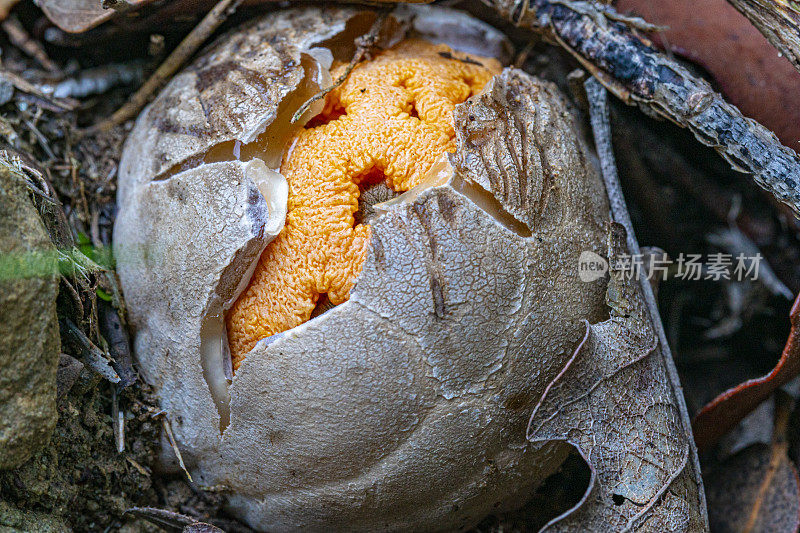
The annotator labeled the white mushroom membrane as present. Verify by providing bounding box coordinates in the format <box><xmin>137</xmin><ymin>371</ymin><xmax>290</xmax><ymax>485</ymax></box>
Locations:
<box><xmin>113</xmin><ymin>5</ymin><xmax>611</xmax><ymax>532</ymax></box>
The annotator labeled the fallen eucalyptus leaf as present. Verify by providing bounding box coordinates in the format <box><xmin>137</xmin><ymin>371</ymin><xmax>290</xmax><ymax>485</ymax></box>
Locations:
<box><xmin>693</xmin><ymin>293</ymin><xmax>800</xmax><ymax>451</ymax></box>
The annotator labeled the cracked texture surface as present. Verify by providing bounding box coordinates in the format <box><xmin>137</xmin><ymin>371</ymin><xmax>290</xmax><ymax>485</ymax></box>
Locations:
<box><xmin>527</xmin><ymin>224</ymin><xmax>706</xmax><ymax>531</ymax></box>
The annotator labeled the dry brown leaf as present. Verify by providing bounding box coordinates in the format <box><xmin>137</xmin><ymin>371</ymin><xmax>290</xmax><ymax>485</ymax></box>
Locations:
<box><xmin>39</xmin><ymin>0</ymin><xmax>182</xmax><ymax>33</ymax></box>
<box><xmin>693</xmin><ymin>294</ymin><xmax>800</xmax><ymax>451</ymax></box>
<box><xmin>705</xmin><ymin>395</ymin><xmax>800</xmax><ymax>533</ymax></box>
<box><xmin>38</xmin><ymin>0</ymin><xmax>122</xmax><ymax>33</ymax></box>
<box><xmin>528</xmin><ymin>223</ymin><xmax>706</xmax><ymax>532</ymax></box>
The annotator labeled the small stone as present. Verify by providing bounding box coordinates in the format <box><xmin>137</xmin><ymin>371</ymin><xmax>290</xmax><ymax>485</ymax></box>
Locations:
<box><xmin>0</xmin><ymin>78</ymin><xmax>14</xmax><ymax>107</ymax></box>
<box><xmin>0</xmin><ymin>168</ymin><xmax>60</xmax><ymax>469</ymax></box>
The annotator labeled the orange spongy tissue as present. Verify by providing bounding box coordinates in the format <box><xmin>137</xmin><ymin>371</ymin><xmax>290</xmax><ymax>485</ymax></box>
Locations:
<box><xmin>226</xmin><ymin>39</ymin><xmax>499</xmax><ymax>369</ymax></box>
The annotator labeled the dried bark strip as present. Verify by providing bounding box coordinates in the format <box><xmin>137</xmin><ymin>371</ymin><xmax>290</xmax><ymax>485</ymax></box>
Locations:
<box><xmin>727</xmin><ymin>0</ymin><xmax>800</xmax><ymax>73</ymax></box>
<box><xmin>484</xmin><ymin>0</ymin><xmax>800</xmax><ymax>216</ymax></box>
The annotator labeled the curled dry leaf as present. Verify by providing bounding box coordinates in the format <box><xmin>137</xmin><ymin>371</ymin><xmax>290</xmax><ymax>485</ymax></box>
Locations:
<box><xmin>113</xmin><ymin>5</ymin><xmax>704</xmax><ymax>531</ymax></box>
<box><xmin>693</xmin><ymin>293</ymin><xmax>800</xmax><ymax>451</ymax></box>
<box><xmin>705</xmin><ymin>394</ymin><xmax>800</xmax><ymax>533</ymax></box>
<box><xmin>527</xmin><ymin>223</ymin><xmax>705</xmax><ymax>532</ymax></box>
<box><xmin>615</xmin><ymin>0</ymin><xmax>800</xmax><ymax>151</ymax></box>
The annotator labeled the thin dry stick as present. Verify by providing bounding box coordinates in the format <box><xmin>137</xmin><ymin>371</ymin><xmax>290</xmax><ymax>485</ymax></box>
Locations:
<box><xmin>291</xmin><ymin>11</ymin><xmax>389</xmax><ymax>124</ymax></box>
<box><xmin>485</xmin><ymin>0</ymin><xmax>800</xmax><ymax>217</ymax></box>
<box><xmin>89</xmin><ymin>0</ymin><xmax>243</xmax><ymax>133</ymax></box>
<box><xmin>161</xmin><ymin>416</ymin><xmax>193</xmax><ymax>483</ymax></box>
<box><xmin>2</xmin><ymin>15</ymin><xmax>59</xmax><ymax>72</ymax></box>
<box><xmin>0</xmin><ymin>68</ymin><xmax>78</xmax><ymax>111</ymax></box>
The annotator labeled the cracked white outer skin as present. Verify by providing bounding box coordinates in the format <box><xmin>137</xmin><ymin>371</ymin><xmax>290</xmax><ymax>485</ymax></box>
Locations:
<box><xmin>114</xmin><ymin>6</ymin><xmax>610</xmax><ymax>532</ymax></box>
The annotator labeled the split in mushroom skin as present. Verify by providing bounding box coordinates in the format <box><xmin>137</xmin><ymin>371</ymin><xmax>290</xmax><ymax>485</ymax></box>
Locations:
<box><xmin>225</xmin><ymin>39</ymin><xmax>501</xmax><ymax>368</ymax></box>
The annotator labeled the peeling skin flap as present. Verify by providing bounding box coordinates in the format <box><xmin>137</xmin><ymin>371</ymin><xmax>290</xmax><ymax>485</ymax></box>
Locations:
<box><xmin>244</xmin><ymin>158</ymin><xmax>288</xmax><ymax>236</ymax></box>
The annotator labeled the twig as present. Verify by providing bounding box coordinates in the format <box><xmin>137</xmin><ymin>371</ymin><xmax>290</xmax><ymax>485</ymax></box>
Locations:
<box><xmin>126</xmin><ymin>457</ymin><xmax>151</xmax><ymax>476</ymax></box>
<box><xmin>22</xmin><ymin>117</ymin><xmax>55</xmax><ymax>160</ymax></box>
<box><xmin>2</xmin><ymin>15</ymin><xmax>59</xmax><ymax>72</ymax></box>
<box><xmin>98</xmin><ymin>298</ymin><xmax>137</xmax><ymax>388</ymax></box>
<box><xmin>88</xmin><ymin>0</ymin><xmax>243</xmax><ymax>133</ymax></box>
<box><xmin>726</xmin><ymin>0</ymin><xmax>800</xmax><ymax>73</ymax></box>
<box><xmin>706</xmin><ymin>197</ymin><xmax>793</xmax><ymax>299</ymax></box>
<box><xmin>161</xmin><ymin>416</ymin><xmax>193</xmax><ymax>483</ymax></box>
<box><xmin>513</xmin><ymin>38</ymin><xmax>538</xmax><ymax>68</ymax></box>
<box><xmin>484</xmin><ymin>0</ymin><xmax>800</xmax><ymax>217</ymax></box>
<box><xmin>112</xmin><ymin>386</ymin><xmax>125</xmax><ymax>453</ymax></box>
<box><xmin>291</xmin><ymin>11</ymin><xmax>390</xmax><ymax>124</ymax></box>
<box><xmin>0</xmin><ymin>68</ymin><xmax>78</xmax><ymax>111</ymax></box>
<box><xmin>0</xmin><ymin>149</ymin><xmax>56</xmax><ymax>204</ymax></box>
<box><xmin>59</xmin><ymin>318</ymin><xmax>121</xmax><ymax>384</ymax></box>
<box><xmin>124</xmin><ymin>507</ymin><xmax>194</xmax><ymax>530</ymax></box>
